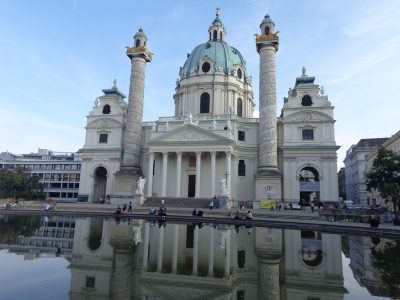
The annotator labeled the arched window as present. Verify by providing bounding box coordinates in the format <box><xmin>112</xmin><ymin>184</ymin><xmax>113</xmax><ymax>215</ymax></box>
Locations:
<box><xmin>135</xmin><ymin>39</ymin><xmax>140</xmax><ymax>47</ymax></box>
<box><xmin>238</xmin><ymin>160</ymin><xmax>246</xmax><ymax>176</ymax></box>
<box><xmin>200</xmin><ymin>92</ymin><xmax>210</xmax><ymax>113</ymax></box>
<box><xmin>237</xmin><ymin>98</ymin><xmax>243</xmax><ymax>117</ymax></box>
<box><xmin>264</xmin><ymin>26</ymin><xmax>270</xmax><ymax>35</ymax></box>
<box><xmin>213</xmin><ymin>30</ymin><xmax>217</xmax><ymax>40</ymax></box>
<box><xmin>301</xmin><ymin>95</ymin><xmax>312</xmax><ymax>106</ymax></box>
<box><xmin>209</xmin><ymin>32</ymin><xmax>211</xmax><ymax>40</ymax></box>
<box><xmin>220</xmin><ymin>31</ymin><xmax>223</xmax><ymax>40</ymax></box>
<box><xmin>237</xmin><ymin>68</ymin><xmax>242</xmax><ymax>79</ymax></box>
<box><xmin>102</xmin><ymin>104</ymin><xmax>111</xmax><ymax>114</ymax></box>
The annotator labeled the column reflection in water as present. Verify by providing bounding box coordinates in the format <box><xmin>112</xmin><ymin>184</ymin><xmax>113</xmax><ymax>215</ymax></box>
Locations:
<box><xmin>68</xmin><ymin>218</ymin><xmax>348</xmax><ymax>300</ymax></box>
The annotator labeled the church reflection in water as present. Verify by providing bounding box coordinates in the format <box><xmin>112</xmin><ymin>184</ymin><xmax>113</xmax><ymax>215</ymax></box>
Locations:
<box><xmin>68</xmin><ymin>217</ymin><xmax>348</xmax><ymax>300</ymax></box>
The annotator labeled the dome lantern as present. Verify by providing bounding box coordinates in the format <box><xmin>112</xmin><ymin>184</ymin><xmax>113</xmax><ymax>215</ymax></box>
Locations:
<box><xmin>208</xmin><ymin>7</ymin><xmax>226</xmax><ymax>41</ymax></box>
<box><xmin>260</xmin><ymin>14</ymin><xmax>275</xmax><ymax>35</ymax></box>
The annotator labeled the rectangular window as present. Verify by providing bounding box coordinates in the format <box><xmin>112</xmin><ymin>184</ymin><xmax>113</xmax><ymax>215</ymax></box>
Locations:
<box><xmin>238</xmin><ymin>250</ymin><xmax>245</xmax><ymax>268</ymax></box>
<box><xmin>238</xmin><ymin>160</ymin><xmax>246</xmax><ymax>176</ymax></box>
<box><xmin>237</xmin><ymin>290</ymin><xmax>245</xmax><ymax>300</ymax></box>
<box><xmin>238</xmin><ymin>130</ymin><xmax>245</xmax><ymax>141</ymax></box>
<box><xmin>99</xmin><ymin>133</ymin><xmax>108</xmax><ymax>143</ymax></box>
<box><xmin>86</xmin><ymin>276</ymin><xmax>95</xmax><ymax>288</ymax></box>
<box><xmin>302</xmin><ymin>129</ymin><xmax>314</xmax><ymax>140</ymax></box>
<box><xmin>186</xmin><ymin>225</ymin><xmax>194</xmax><ymax>248</ymax></box>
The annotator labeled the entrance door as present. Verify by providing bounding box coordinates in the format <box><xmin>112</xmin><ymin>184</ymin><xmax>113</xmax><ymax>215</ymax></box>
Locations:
<box><xmin>188</xmin><ymin>175</ymin><xmax>196</xmax><ymax>197</ymax></box>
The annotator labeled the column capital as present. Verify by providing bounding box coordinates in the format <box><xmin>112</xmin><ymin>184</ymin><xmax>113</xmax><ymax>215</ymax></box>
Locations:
<box><xmin>225</xmin><ymin>150</ymin><xmax>231</xmax><ymax>156</ymax></box>
<box><xmin>162</xmin><ymin>151</ymin><xmax>168</xmax><ymax>156</ymax></box>
<box><xmin>196</xmin><ymin>151</ymin><xmax>202</xmax><ymax>156</ymax></box>
<box><xmin>176</xmin><ymin>151</ymin><xmax>183</xmax><ymax>155</ymax></box>
<box><xmin>210</xmin><ymin>151</ymin><xmax>217</xmax><ymax>156</ymax></box>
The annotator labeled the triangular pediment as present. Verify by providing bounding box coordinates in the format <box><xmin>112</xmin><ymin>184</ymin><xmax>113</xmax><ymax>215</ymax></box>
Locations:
<box><xmin>283</xmin><ymin>111</ymin><xmax>333</xmax><ymax>123</ymax></box>
<box><xmin>148</xmin><ymin>124</ymin><xmax>232</xmax><ymax>145</ymax></box>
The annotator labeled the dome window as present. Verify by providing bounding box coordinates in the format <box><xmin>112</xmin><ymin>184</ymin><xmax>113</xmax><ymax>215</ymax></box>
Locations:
<box><xmin>102</xmin><ymin>104</ymin><xmax>111</xmax><ymax>114</ymax></box>
<box><xmin>135</xmin><ymin>39</ymin><xmax>140</xmax><ymax>47</ymax></box>
<box><xmin>202</xmin><ymin>62</ymin><xmax>211</xmax><ymax>73</ymax></box>
<box><xmin>264</xmin><ymin>26</ymin><xmax>270</xmax><ymax>35</ymax></box>
<box><xmin>237</xmin><ymin>69</ymin><xmax>242</xmax><ymax>79</ymax></box>
<box><xmin>237</xmin><ymin>98</ymin><xmax>243</xmax><ymax>117</ymax></box>
<box><xmin>301</xmin><ymin>95</ymin><xmax>313</xmax><ymax>106</ymax></box>
<box><xmin>213</xmin><ymin>30</ymin><xmax>217</xmax><ymax>41</ymax></box>
<box><xmin>200</xmin><ymin>92</ymin><xmax>210</xmax><ymax>113</ymax></box>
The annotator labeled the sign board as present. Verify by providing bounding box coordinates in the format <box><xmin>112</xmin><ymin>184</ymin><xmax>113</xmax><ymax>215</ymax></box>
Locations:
<box><xmin>260</xmin><ymin>199</ymin><xmax>277</xmax><ymax>209</ymax></box>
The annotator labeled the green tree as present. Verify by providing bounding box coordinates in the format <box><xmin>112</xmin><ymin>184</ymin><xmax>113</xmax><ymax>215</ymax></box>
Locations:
<box><xmin>371</xmin><ymin>240</ymin><xmax>400</xmax><ymax>299</ymax></box>
<box><xmin>365</xmin><ymin>148</ymin><xmax>400</xmax><ymax>216</ymax></box>
<box><xmin>0</xmin><ymin>168</ymin><xmax>45</xmax><ymax>200</ymax></box>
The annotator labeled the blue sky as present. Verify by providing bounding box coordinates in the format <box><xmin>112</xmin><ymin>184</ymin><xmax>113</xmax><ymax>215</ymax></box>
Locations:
<box><xmin>0</xmin><ymin>0</ymin><xmax>399</xmax><ymax>169</ymax></box>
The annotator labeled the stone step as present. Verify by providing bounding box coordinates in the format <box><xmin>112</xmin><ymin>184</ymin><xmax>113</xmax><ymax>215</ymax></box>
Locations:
<box><xmin>144</xmin><ymin>197</ymin><xmax>213</xmax><ymax>209</ymax></box>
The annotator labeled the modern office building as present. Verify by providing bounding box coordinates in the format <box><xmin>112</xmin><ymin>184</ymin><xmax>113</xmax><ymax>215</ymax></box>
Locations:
<box><xmin>0</xmin><ymin>148</ymin><xmax>81</xmax><ymax>202</ymax></box>
<box><xmin>343</xmin><ymin>138</ymin><xmax>388</xmax><ymax>205</ymax></box>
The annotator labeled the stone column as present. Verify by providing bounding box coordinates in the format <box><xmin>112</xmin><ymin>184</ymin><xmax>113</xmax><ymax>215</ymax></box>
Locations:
<box><xmin>142</xmin><ymin>222</ymin><xmax>150</xmax><ymax>271</ymax></box>
<box><xmin>257</xmin><ymin>253</ymin><xmax>281</xmax><ymax>300</ymax></box>
<box><xmin>225</xmin><ymin>151</ymin><xmax>231</xmax><ymax>193</ymax></box>
<box><xmin>121</xmin><ymin>46</ymin><xmax>151</xmax><ymax>173</ymax></box>
<box><xmin>157</xmin><ymin>226</ymin><xmax>165</xmax><ymax>272</ymax></box>
<box><xmin>207</xmin><ymin>226</ymin><xmax>215</xmax><ymax>276</ymax></box>
<box><xmin>193</xmin><ymin>225</ymin><xmax>199</xmax><ymax>275</ymax></box>
<box><xmin>146</xmin><ymin>152</ymin><xmax>154</xmax><ymax>197</ymax></box>
<box><xmin>195</xmin><ymin>151</ymin><xmax>201</xmax><ymax>198</ymax></box>
<box><xmin>224</xmin><ymin>232</ymin><xmax>231</xmax><ymax>278</ymax></box>
<box><xmin>172</xmin><ymin>224</ymin><xmax>179</xmax><ymax>274</ymax></box>
<box><xmin>176</xmin><ymin>152</ymin><xmax>182</xmax><ymax>197</ymax></box>
<box><xmin>256</xmin><ymin>28</ymin><xmax>279</xmax><ymax>176</ymax></box>
<box><xmin>210</xmin><ymin>151</ymin><xmax>216</xmax><ymax>197</ymax></box>
<box><xmin>161</xmin><ymin>152</ymin><xmax>168</xmax><ymax>197</ymax></box>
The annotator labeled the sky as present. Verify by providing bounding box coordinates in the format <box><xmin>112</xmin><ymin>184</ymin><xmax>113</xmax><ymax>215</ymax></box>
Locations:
<box><xmin>0</xmin><ymin>0</ymin><xmax>399</xmax><ymax>169</ymax></box>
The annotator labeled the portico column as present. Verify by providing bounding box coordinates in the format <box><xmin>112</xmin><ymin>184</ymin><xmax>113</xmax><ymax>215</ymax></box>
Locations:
<box><xmin>176</xmin><ymin>152</ymin><xmax>182</xmax><ymax>197</ymax></box>
<box><xmin>146</xmin><ymin>152</ymin><xmax>154</xmax><ymax>197</ymax></box>
<box><xmin>172</xmin><ymin>224</ymin><xmax>179</xmax><ymax>273</ymax></box>
<box><xmin>207</xmin><ymin>226</ymin><xmax>215</xmax><ymax>276</ymax></box>
<box><xmin>210</xmin><ymin>151</ymin><xmax>216</xmax><ymax>197</ymax></box>
<box><xmin>161</xmin><ymin>152</ymin><xmax>168</xmax><ymax>197</ymax></box>
<box><xmin>195</xmin><ymin>151</ymin><xmax>201</xmax><ymax>198</ymax></box>
<box><xmin>224</xmin><ymin>232</ymin><xmax>231</xmax><ymax>278</ymax></box>
<box><xmin>193</xmin><ymin>225</ymin><xmax>199</xmax><ymax>275</ymax></box>
<box><xmin>142</xmin><ymin>222</ymin><xmax>150</xmax><ymax>271</ymax></box>
<box><xmin>225</xmin><ymin>151</ymin><xmax>232</xmax><ymax>193</ymax></box>
<box><xmin>157</xmin><ymin>226</ymin><xmax>165</xmax><ymax>272</ymax></box>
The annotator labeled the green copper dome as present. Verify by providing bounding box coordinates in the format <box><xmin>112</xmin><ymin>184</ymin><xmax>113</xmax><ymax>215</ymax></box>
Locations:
<box><xmin>182</xmin><ymin>40</ymin><xmax>247</xmax><ymax>78</ymax></box>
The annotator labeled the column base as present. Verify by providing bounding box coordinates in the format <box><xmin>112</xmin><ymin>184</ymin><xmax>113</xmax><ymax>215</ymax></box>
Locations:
<box><xmin>113</xmin><ymin>170</ymin><xmax>140</xmax><ymax>196</ymax></box>
<box><xmin>255</xmin><ymin>174</ymin><xmax>282</xmax><ymax>203</ymax></box>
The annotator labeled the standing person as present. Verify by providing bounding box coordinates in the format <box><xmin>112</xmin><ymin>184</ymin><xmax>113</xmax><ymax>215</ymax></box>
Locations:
<box><xmin>310</xmin><ymin>201</ymin><xmax>315</xmax><ymax>213</ymax></box>
<box><xmin>246</xmin><ymin>211</ymin><xmax>253</xmax><ymax>220</ymax></box>
<box><xmin>192</xmin><ymin>208</ymin><xmax>197</xmax><ymax>216</ymax></box>
<box><xmin>209</xmin><ymin>199</ymin><xmax>214</xmax><ymax>210</ymax></box>
<box><xmin>122</xmin><ymin>203</ymin><xmax>127</xmax><ymax>212</ymax></box>
<box><xmin>128</xmin><ymin>201</ymin><xmax>132</xmax><ymax>212</ymax></box>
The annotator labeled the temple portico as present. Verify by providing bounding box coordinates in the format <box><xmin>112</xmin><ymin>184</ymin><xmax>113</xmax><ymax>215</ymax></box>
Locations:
<box><xmin>145</xmin><ymin>149</ymin><xmax>232</xmax><ymax>199</ymax></box>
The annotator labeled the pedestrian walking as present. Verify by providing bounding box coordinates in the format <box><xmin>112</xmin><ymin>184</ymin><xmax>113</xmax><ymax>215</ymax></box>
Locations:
<box><xmin>310</xmin><ymin>201</ymin><xmax>315</xmax><ymax>213</ymax></box>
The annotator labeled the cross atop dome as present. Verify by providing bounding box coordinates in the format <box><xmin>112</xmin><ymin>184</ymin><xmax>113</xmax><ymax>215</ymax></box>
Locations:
<box><xmin>216</xmin><ymin>7</ymin><xmax>220</xmax><ymax>17</ymax></box>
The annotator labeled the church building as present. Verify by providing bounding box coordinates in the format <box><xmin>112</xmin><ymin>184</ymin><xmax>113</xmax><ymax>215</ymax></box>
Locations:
<box><xmin>78</xmin><ymin>11</ymin><xmax>339</xmax><ymax>207</ymax></box>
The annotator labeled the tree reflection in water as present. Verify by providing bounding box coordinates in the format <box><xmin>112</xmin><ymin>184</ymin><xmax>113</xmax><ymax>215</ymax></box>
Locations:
<box><xmin>371</xmin><ymin>240</ymin><xmax>400</xmax><ymax>299</ymax></box>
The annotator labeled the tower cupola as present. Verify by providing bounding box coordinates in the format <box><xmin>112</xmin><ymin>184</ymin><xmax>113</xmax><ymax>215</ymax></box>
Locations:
<box><xmin>208</xmin><ymin>7</ymin><xmax>226</xmax><ymax>41</ymax></box>
<box><xmin>260</xmin><ymin>14</ymin><xmax>275</xmax><ymax>35</ymax></box>
<box><xmin>134</xmin><ymin>27</ymin><xmax>147</xmax><ymax>48</ymax></box>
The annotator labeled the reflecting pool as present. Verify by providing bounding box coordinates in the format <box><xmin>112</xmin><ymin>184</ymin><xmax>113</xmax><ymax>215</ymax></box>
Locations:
<box><xmin>0</xmin><ymin>215</ymin><xmax>398</xmax><ymax>300</ymax></box>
